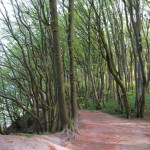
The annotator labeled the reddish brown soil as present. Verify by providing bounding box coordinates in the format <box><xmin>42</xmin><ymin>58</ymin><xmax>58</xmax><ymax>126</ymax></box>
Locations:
<box><xmin>0</xmin><ymin>110</ymin><xmax>150</xmax><ymax>150</ymax></box>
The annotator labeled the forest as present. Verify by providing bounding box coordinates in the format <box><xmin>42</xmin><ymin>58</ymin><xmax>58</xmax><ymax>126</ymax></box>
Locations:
<box><xmin>0</xmin><ymin>0</ymin><xmax>150</xmax><ymax>138</ymax></box>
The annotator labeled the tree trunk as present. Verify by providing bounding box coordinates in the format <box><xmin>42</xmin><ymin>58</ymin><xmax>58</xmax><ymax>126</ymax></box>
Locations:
<box><xmin>68</xmin><ymin>0</ymin><xmax>78</xmax><ymax>123</ymax></box>
<box><xmin>49</xmin><ymin>0</ymin><xmax>69</xmax><ymax>130</ymax></box>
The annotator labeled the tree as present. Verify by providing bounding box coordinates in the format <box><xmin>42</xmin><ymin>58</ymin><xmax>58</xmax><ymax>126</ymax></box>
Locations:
<box><xmin>68</xmin><ymin>0</ymin><xmax>78</xmax><ymax>123</ymax></box>
<box><xmin>49</xmin><ymin>0</ymin><xmax>70</xmax><ymax>130</ymax></box>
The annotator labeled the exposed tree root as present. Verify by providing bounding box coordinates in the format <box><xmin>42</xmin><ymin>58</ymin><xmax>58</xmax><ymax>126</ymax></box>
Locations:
<box><xmin>57</xmin><ymin>120</ymin><xmax>79</xmax><ymax>141</ymax></box>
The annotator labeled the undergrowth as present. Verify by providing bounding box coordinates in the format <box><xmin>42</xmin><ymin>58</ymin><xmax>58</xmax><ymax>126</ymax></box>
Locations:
<box><xmin>78</xmin><ymin>92</ymin><xmax>150</xmax><ymax>120</ymax></box>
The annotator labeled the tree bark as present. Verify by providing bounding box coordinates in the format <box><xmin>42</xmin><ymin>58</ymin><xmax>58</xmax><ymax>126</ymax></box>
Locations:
<box><xmin>68</xmin><ymin>0</ymin><xmax>78</xmax><ymax>122</ymax></box>
<box><xmin>49</xmin><ymin>0</ymin><xmax>69</xmax><ymax>130</ymax></box>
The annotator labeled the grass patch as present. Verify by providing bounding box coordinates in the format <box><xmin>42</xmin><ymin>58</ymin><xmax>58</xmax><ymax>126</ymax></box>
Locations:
<box><xmin>19</xmin><ymin>133</ymin><xmax>35</xmax><ymax>138</ymax></box>
<box><xmin>11</xmin><ymin>131</ymin><xmax>52</xmax><ymax>138</ymax></box>
<box><xmin>40</xmin><ymin>131</ymin><xmax>52</xmax><ymax>135</ymax></box>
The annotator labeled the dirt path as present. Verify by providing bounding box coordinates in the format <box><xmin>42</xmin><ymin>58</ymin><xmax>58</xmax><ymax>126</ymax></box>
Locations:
<box><xmin>0</xmin><ymin>110</ymin><xmax>150</xmax><ymax>150</ymax></box>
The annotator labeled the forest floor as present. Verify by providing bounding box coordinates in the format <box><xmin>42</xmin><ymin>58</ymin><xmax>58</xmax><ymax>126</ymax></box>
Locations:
<box><xmin>0</xmin><ymin>110</ymin><xmax>150</xmax><ymax>150</ymax></box>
